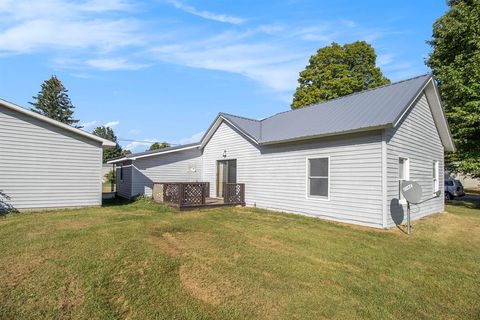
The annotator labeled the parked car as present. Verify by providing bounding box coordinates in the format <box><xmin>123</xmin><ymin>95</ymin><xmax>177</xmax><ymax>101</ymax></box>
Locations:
<box><xmin>444</xmin><ymin>179</ymin><xmax>465</xmax><ymax>200</ymax></box>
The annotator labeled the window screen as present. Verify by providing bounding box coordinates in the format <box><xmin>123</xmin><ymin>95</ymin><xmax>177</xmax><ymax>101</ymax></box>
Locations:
<box><xmin>308</xmin><ymin>158</ymin><xmax>329</xmax><ymax>198</ymax></box>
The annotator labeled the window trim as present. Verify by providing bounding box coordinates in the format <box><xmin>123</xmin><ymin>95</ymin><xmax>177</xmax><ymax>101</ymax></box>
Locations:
<box><xmin>306</xmin><ymin>156</ymin><xmax>330</xmax><ymax>201</ymax></box>
<box><xmin>433</xmin><ymin>160</ymin><xmax>439</xmax><ymax>194</ymax></box>
<box><xmin>399</xmin><ymin>157</ymin><xmax>410</xmax><ymax>204</ymax></box>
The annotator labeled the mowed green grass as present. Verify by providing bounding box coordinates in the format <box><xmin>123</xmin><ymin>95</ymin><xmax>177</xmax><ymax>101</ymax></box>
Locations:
<box><xmin>0</xmin><ymin>198</ymin><xmax>479</xmax><ymax>319</ymax></box>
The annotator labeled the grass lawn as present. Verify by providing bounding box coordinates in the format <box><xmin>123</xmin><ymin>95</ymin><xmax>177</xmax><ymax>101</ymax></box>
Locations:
<box><xmin>0</xmin><ymin>198</ymin><xmax>479</xmax><ymax>319</ymax></box>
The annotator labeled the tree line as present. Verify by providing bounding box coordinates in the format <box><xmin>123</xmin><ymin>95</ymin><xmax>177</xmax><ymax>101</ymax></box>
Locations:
<box><xmin>29</xmin><ymin>0</ymin><xmax>479</xmax><ymax>176</ymax></box>
<box><xmin>29</xmin><ymin>76</ymin><xmax>170</xmax><ymax>162</ymax></box>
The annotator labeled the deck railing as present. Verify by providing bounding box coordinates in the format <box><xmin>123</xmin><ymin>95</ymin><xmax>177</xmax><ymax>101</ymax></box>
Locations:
<box><xmin>224</xmin><ymin>183</ymin><xmax>245</xmax><ymax>204</ymax></box>
<box><xmin>152</xmin><ymin>182</ymin><xmax>245</xmax><ymax>208</ymax></box>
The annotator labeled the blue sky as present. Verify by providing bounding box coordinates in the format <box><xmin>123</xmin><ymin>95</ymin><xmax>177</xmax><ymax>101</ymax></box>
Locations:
<box><xmin>0</xmin><ymin>0</ymin><xmax>447</xmax><ymax>152</ymax></box>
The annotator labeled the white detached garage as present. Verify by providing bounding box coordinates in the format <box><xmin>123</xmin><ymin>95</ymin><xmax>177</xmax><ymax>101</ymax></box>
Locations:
<box><xmin>0</xmin><ymin>98</ymin><xmax>115</xmax><ymax>212</ymax></box>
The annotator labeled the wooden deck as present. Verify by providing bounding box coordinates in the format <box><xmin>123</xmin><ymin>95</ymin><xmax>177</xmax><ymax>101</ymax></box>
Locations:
<box><xmin>152</xmin><ymin>182</ymin><xmax>245</xmax><ymax>210</ymax></box>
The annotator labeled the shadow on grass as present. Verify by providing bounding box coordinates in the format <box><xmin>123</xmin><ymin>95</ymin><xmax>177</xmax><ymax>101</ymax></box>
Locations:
<box><xmin>446</xmin><ymin>192</ymin><xmax>480</xmax><ymax>210</ymax></box>
<box><xmin>102</xmin><ymin>196</ymin><xmax>136</xmax><ymax>207</ymax></box>
<box><xmin>102</xmin><ymin>196</ymin><xmax>175</xmax><ymax>214</ymax></box>
<box><xmin>447</xmin><ymin>200</ymin><xmax>480</xmax><ymax>210</ymax></box>
<box><xmin>465</xmin><ymin>187</ymin><xmax>480</xmax><ymax>195</ymax></box>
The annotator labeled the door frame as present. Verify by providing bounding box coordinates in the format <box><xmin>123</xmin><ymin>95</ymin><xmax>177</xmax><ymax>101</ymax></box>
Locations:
<box><xmin>216</xmin><ymin>159</ymin><xmax>237</xmax><ymax>198</ymax></box>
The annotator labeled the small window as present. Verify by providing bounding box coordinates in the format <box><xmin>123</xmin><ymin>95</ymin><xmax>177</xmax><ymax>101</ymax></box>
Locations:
<box><xmin>120</xmin><ymin>165</ymin><xmax>124</xmax><ymax>181</ymax></box>
<box><xmin>307</xmin><ymin>157</ymin><xmax>329</xmax><ymax>198</ymax></box>
<box><xmin>433</xmin><ymin>161</ymin><xmax>439</xmax><ymax>194</ymax></box>
<box><xmin>399</xmin><ymin>157</ymin><xmax>409</xmax><ymax>202</ymax></box>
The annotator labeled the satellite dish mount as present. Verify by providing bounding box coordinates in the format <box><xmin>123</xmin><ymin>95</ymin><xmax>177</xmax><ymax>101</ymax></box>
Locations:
<box><xmin>400</xmin><ymin>180</ymin><xmax>441</xmax><ymax>235</ymax></box>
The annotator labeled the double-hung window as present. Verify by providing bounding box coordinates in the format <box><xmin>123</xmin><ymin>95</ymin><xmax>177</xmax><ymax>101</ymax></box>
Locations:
<box><xmin>399</xmin><ymin>157</ymin><xmax>409</xmax><ymax>202</ymax></box>
<box><xmin>307</xmin><ymin>157</ymin><xmax>329</xmax><ymax>199</ymax></box>
<box><xmin>433</xmin><ymin>161</ymin><xmax>439</xmax><ymax>194</ymax></box>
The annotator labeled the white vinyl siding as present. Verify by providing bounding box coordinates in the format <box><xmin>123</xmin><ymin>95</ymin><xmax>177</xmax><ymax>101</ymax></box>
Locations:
<box><xmin>131</xmin><ymin>149</ymin><xmax>202</xmax><ymax>197</ymax></box>
<box><xmin>202</xmin><ymin>121</ymin><xmax>384</xmax><ymax>228</ymax></box>
<box><xmin>0</xmin><ymin>104</ymin><xmax>103</xmax><ymax>210</ymax></box>
<box><xmin>386</xmin><ymin>93</ymin><xmax>445</xmax><ymax>226</ymax></box>
<box><xmin>115</xmin><ymin>161</ymin><xmax>133</xmax><ymax>199</ymax></box>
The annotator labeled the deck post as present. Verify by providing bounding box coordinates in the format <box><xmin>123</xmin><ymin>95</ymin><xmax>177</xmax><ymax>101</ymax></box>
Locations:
<box><xmin>178</xmin><ymin>183</ymin><xmax>184</xmax><ymax>208</ymax></box>
<box><xmin>240</xmin><ymin>183</ymin><xmax>245</xmax><ymax>204</ymax></box>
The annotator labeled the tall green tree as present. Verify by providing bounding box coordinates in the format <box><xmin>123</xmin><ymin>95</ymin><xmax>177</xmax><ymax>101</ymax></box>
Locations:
<box><xmin>426</xmin><ymin>0</ymin><xmax>480</xmax><ymax>178</ymax></box>
<box><xmin>92</xmin><ymin>126</ymin><xmax>124</xmax><ymax>162</ymax></box>
<box><xmin>291</xmin><ymin>41</ymin><xmax>390</xmax><ymax>109</ymax></box>
<box><xmin>149</xmin><ymin>142</ymin><xmax>170</xmax><ymax>151</ymax></box>
<box><xmin>29</xmin><ymin>75</ymin><xmax>81</xmax><ymax>127</ymax></box>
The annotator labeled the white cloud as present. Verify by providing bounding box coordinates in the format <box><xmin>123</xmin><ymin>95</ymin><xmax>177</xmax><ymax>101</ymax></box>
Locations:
<box><xmin>150</xmin><ymin>32</ymin><xmax>305</xmax><ymax>91</ymax></box>
<box><xmin>85</xmin><ymin>58</ymin><xmax>147</xmax><ymax>70</ymax></box>
<box><xmin>177</xmin><ymin>131</ymin><xmax>205</xmax><ymax>145</ymax></box>
<box><xmin>340</xmin><ymin>19</ymin><xmax>357</xmax><ymax>28</ymax></box>
<box><xmin>147</xmin><ymin>21</ymin><xmax>395</xmax><ymax>92</ymax></box>
<box><xmin>0</xmin><ymin>0</ymin><xmax>401</xmax><ymax>93</ymax></box>
<box><xmin>80</xmin><ymin>120</ymin><xmax>98</xmax><ymax>129</ymax></box>
<box><xmin>166</xmin><ymin>0</ymin><xmax>245</xmax><ymax>25</ymax></box>
<box><xmin>0</xmin><ymin>19</ymin><xmax>143</xmax><ymax>55</ymax></box>
<box><xmin>0</xmin><ymin>0</ymin><xmax>143</xmax><ymax>59</ymax></box>
<box><xmin>377</xmin><ymin>54</ymin><xmax>394</xmax><ymax>67</ymax></box>
<box><xmin>124</xmin><ymin>138</ymin><xmax>157</xmax><ymax>151</ymax></box>
<box><xmin>104</xmin><ymin>121</ymin><xmax>120</xmax><ymax>128</ymax></box>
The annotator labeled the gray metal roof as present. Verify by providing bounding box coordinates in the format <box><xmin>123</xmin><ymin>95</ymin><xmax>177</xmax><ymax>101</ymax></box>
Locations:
<box><xmin>107</xmin><ymin>142</ymin><xmax>199</xmax><ymax>163</ymax></box>
<box><xmin>219</xmin><ymin>113</ymin><xmax>262</xmax><ymax>141</ymax></box>
<box><xmin>110</xmin><ymin>73</ymin><xmax>446</xmax><ymax>163</ymax></box>
<box><xmin>215</xmin><ymin>74</ymin><xmax>432</xmax><ymax>144</ymax></box>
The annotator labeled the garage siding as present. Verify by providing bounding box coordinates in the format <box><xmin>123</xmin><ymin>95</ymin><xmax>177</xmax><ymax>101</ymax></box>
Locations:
<box><xmin>0</xmin><ymin>105</ymin><xmax>103</xmax><ymax>210</ymax></box>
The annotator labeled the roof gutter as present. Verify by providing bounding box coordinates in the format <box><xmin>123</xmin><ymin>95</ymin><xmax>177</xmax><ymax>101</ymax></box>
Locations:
<box><xmin>107</xmin><ymin>157</ymin><xmax>129</xmax><ymax>164</ymax></box>
<box><xmin>132</xmin><ymin>144</ymin><xmax>200</xmax><ymax>160</ymax></box>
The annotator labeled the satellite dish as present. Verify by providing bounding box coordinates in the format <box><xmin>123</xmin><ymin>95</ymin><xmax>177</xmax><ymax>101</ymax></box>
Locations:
<box><xmin>401</xmin><ymin>180</ymin><xmax>422</xmax><ymax>204</ymax></box>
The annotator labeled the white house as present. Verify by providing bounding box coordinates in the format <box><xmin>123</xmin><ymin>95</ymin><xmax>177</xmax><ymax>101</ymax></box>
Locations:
<box><xmin>109</xmin><ymin>74</ymin><xmax>455</xmax><ymax>228</ymax></box>
<box><xmin>0</xmin><ymin>99</ymin><xmax>115</xmax><ymax>212</ymax></box>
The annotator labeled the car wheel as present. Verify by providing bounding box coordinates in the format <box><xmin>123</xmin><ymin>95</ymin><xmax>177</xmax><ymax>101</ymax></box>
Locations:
<box><xmin>445</xmin><ymin>192</ymin><xmax>452</xmax><ymax>200</ymax></box>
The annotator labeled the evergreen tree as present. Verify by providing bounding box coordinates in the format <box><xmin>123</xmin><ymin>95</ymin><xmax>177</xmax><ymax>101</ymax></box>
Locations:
<box><xmin>29</xmin><ymin>75</ymin><xmax>80</xmax><ymax>127</ymax></box>
<box><xmin>92</xmin><ymin>126</ymin><xmax>124</xmax><ymax>162</ymax></box>
<box><xmin>291</xmin><ymin>41</ymin><xmax>390</xmax><ymax>109</ymax></box>
<box><xmin>149</xmin><ymin>142</ymin><xmax>170</xmax><ymax>151</ymax></box>
<box><xmin>426</xmin><ymin>0</ymin><xmax>480</xmax><ymax>177</ymax></box>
